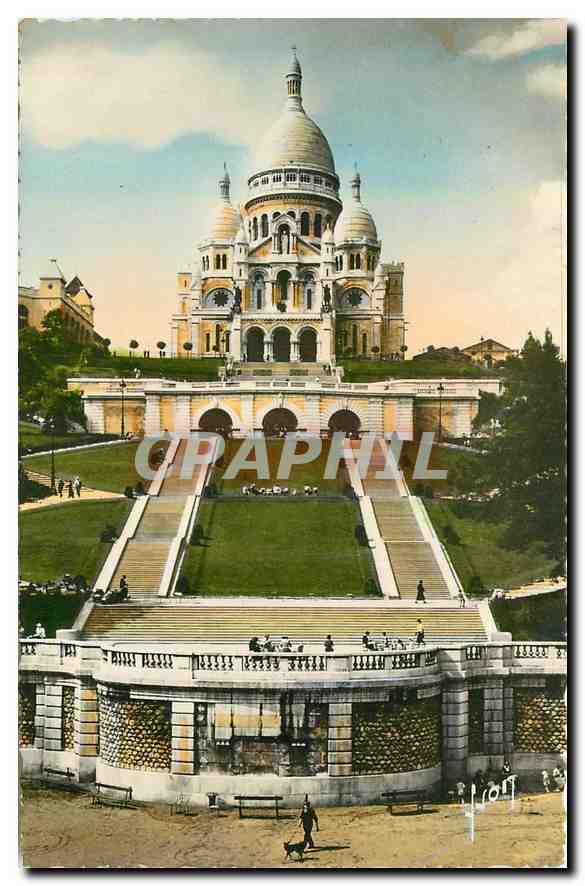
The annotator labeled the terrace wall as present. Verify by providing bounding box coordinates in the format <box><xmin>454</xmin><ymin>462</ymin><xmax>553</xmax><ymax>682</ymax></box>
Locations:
<box><xmin>19</xmin><ymin>640</ymin><xmax>566</xmax><ymax>806</ymax></box>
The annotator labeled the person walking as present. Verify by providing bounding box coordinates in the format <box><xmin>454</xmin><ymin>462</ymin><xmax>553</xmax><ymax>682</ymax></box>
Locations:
<box><xmin>542</xmin><ymin>770</ymin><xmax>551</xmax><ymax>793</ymax></box>
<box><xmin>324</xmin><ymin>634</ymin><xmax>334</xmax><ymax>653</ymax></box>
<box><xmin>458</xmin><ymin>589</ymin><xmax>466</xmax><ymax>608</ymax></box>
<box><xmin>415</xmin><ymin>619</ymin><xmax>425</xmax><ymax>645</ymax></box>
<box><xmin>416</xmin><ymin>580</ymin><xmax>426</xmax><ymax>603</ymax></box>
<box><xmin>67</xmin><ymin>480</ymin><xmax>75</xmax><ymax>499</ymax></box>
<box><xmin>56</xmin><ymin>478</ymin><xmax>64</xmax><ymax>498</ymax></box>
<box><xmin>74</xmin><ymin>476</ymin><xmax>82</xmax><ymax>498</ymax></box>
<box><xmin>300</xmin><ymin>798</ymin><xmax>319</xmax><ymax>850</ymax></box>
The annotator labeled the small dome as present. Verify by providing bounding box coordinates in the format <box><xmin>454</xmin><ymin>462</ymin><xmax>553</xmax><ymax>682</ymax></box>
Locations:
<box><xmin>204</xmin><ymin>165</ymin><xmax>240</xmax><ymax>241</ymax></box>
<box><xmin>334</xmin><ymin>168</ymin><xmax>377</xmax><ymax>243</ymax></box>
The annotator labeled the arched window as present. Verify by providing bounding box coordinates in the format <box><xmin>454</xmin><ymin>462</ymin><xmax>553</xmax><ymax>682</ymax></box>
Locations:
<box><xmin>261</xmin><ymin>214</ymin><xmax>268</xmax><ymax>238</ymax></box>
<box><xmin>300</xmin><ymin>212</ymin><xmax>310</xmax><ymax>236</ymax></box>
<box><xmin>306</xmin><ymin>288</ymin><xmax>312</xmax><ymax>310</ymax></box>
<box><xmin>314</xmin><ymin>214</ymin><xmax>322</xmax><ymax>238</ymax></box>
<box><xmin>356</xmin><ymin>254</ymin><xmax>361</xmax><ymax>270</ymax></box>
<box><xmin>205</xmin><ymin>332</ymin><xmax>211</xmax><ymax>351</ymax></box>
<box><xmin>339</xmin><ymin>255</ymin><xmax>343</xmax><ymax>271</ymax></box>
<box><xmin>215</xmin><ymin>254</ymin><xmax>221</xmax><ymax>270</ymax></box>
<box><xmin>349</xmin><ymin>254</ymin><xmax>355</xmax><ymax>271</ymax></box>
<box><xmin>254</xmin><ymin>273</ymin><xmax>265</xmax><ymax>310</ymax></box>
<box><xmin>325</xmin><ymin>214</ymin><xmax>332</xmax><ymax>230</ymax></box>
<box><xmin>287</xmin><ymin>210</ymin><xmax>296</xmax><ymax>219</ymax></box>
<box><xmin>252</xmin><ymin>217</ymin><xmax>258</xmax><ymax>240</ymax></box>
<box><xmin>221</xmin><ymin>254</ymin><xmax>227</xmax><ymax>270</ymax></box>
<box><xmin>215</xmin><ymin>325</ymin><xmax>221</xmax><ymax>351</ymax></box>
<box><xmin>362</xmin><ymin>332</ymin><xmax>367</xmax><ymax>355</ymax></box>
<box><xmin>272</xmin><ymin>211</ymin><xmax>280</xmax><ymax>220</ymax></box>
<box><xmin>352</xmin><ymin>325</ymin><xmax>358</xmax><ymax>353</ymax></box>
<box><xmin>18</xmin><ymin>304</ymin><xmax>29</xmax><ymax>329</ymax></box>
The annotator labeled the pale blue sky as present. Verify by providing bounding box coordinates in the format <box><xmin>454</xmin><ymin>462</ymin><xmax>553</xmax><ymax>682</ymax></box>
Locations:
<box><xmin>19</xmin><ymin>19</ymin><xmax>566</xmax><ymax>352</ymax></box>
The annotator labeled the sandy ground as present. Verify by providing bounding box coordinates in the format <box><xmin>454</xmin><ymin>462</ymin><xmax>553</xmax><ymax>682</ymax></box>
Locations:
<box><xmin>20</xmin><ymin>786</ymin><xmax>566</xmax><ymax>870</ymax></box>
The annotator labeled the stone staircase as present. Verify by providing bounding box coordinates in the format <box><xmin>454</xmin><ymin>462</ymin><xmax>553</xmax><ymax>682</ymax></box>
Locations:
<box><xmin>385</xmin><ymin>542</ymin><xmax>451</xmax><ymax>600</ymax></box>
<box><xmin>107</xmin><ymin>542</ymin><xmax>170</xmax><ymax>601</ymax></box>
<box><xmin>238</xmin><ymin>362</ymin><xmax>328</xmax><ymax>379</ymax></box>
<box><xmin>82</xmin><ymin>603</ymin><xmax>488</xmax><ymax>643</ymax></box>
<box><xmin>373</xmin><ymin>500</ymin><xmax>424</xmax><ymax>541</ymax></box>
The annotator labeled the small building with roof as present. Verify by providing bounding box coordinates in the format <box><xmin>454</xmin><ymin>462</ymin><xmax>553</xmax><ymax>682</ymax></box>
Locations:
<box><xmin>19</xmin><ymin>259</ymin><xmax>102</xmax><ymax>345</ymax></box>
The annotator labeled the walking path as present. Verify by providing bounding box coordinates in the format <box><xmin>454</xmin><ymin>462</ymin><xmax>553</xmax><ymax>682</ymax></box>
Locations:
<box><xmin>19</xmin><ymin>471</ymin><xmax>123</xmax><ymax>512</ymax></box>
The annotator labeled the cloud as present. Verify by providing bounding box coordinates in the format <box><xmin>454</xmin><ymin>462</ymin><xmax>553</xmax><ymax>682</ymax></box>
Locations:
<box><xmin>465</xmin><ymin>20</ymin><xmax>565</xmax><ymax>60</ymax></box>
<box><xmin>526</xmin><ymin>63</ymin><xmax>567</xmax><ymax>101</ymax></box>
<box><xmin>20</xmin><ymin>42</ymin><xmax>283</xmax><ymax>150</ymax></box>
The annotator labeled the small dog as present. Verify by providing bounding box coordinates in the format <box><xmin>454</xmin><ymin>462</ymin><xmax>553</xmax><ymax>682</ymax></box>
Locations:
<box><xmin>283</xmin><ymin>840</ymin><xmax>305</xmax><ymax>862</ymax></box>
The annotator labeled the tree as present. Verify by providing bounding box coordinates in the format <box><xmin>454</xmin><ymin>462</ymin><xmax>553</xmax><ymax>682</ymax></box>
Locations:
<box><xmin>43</xmin><ymin>389</ymin><xmax>86</xmax><ymax>433</ymax></box>
<box><xmin>102</xmin><ymin>338</ymin><xmax>111</xmax><ymax>350</ymax></box>
<box><xmin>371</xmin><ymin>345</ymin><xmax>380</xmax><ymax>356</ymax></box>
<box><xmin>157</xmin><ymin>340</ymin><xmax>167</xmax><ymax>358</ymax></box>
<box><xmin>476</xmin><ymin>330</ymin><xmax>566</xmax><ymax>565</ymax></box>
<box><xmin>473</xmin><ymin>391</ymin><xmax>502</xmax><ymax>430</ymax></box>
<box><xmin>129</xmin><ymin>339</ymin><xmax>139</xmax><ymax>357</ymax></box>
<box><xmin>183</xmin><ymin>342</ymin><xmax>193</xmax><ymax>358</ymax></box>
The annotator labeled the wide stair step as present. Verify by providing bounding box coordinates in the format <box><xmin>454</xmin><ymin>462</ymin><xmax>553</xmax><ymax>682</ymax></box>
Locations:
<box><xmin>386</xmin><ymin>542</ymin><xmax>451</xmax><ymax>599</ymax></box>
<box><xmin>82</xmin><ymin>604</ymin><xmax>488</xmax><ymax>643</ymax></box>
<box><xmin>373</xmin><ymin>500</ymin><xmax>424</xmax><ymax>541</ymax></box>
<box><xmin>108</xmin><ymin>542</ymin><xmax>170</xmax><ymax>596</ymax></box>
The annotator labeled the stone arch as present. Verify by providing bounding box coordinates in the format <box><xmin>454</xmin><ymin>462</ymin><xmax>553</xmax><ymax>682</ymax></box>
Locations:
<box><xmin>328</xmin><ymin>409</ymin><xmax>361</xmax><ymax>434</ymax></box>
<box><xmin>245</xmin><ymin>325</ymin><xmax>266</xmax><ymax>362</ymax></box>
<box><xmin>271</xmin><ymin>326</ymin><xmax>291</xmax><ymax>362</ymax></box>
<box><xmin>321</xmin><ymin>400</ymin><xmax>369</xmax><ymax>432</ymax></box>
<box><xmin>262</xmin><ymin>408</ymin><xmax>298</xmax><ymax>436</ymax></box>
<box><xmin>191</xmin><ymin>400</ymin><xmax>240</xmax><ymax>433</ymax></box>
<box><xmin>298</xmin><ymin>326</ymin><xmax>318</xmax><ymax>362</ymax></box>
<box><xmin>198</xmin><ymin>408</ymin><xmax>233</xmax><ymax>435</ymax></box>
<box><xmin>256</xmin><ymin>399</ymin><xmax>304</xmax><ymax>432</ymax></box>
<box><xmin>276</xmin><ymin>269</ymin><xmax>291</xmax><ymax>306</ymax></box>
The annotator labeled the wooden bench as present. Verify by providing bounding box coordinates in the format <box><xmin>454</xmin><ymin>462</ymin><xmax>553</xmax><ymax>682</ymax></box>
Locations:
<box><xmin>41</xmin><ymin>766</ymin><xmax>75</xmax><ymax>787</ymax></box>
<box><xmin>234</xmin><ymin>794</ymin><xmax>283</xmax><ymax>819</ymax></box>
<box><xmin>171</xmin><ymin>793</ymin><xmax>197</xmax><ymax>817</ymax></box>
<box><xmin>92</xmin><ymin>782</ymin><xmax>133</xmax><ymax>808</ymax></box>
<box><xmin>381</xmin><ymin>790</ymin><xmax>431</xmax><ymax>814</ymax></box>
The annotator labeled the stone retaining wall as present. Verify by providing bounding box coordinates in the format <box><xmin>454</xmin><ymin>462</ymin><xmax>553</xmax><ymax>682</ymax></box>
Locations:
<box><xmin>62</xmin><ymin>687</ymin><xmax>75</xmax><ymax>752</ymax></box>
<box><xmin>98</xmin><ymin>693</ymin><xmax>171</xmax><ymax>771</ymax></box>
<box><xmin>19</xmin><ymin>685</ymin><xmax>35</xmax><ymax>747</ymax></box>
<box><xmin>513</xmin><ymin>685</ymin><xmax>566</xmax><ymax>754</ymax></box>
<box><xmin>352</xmin><ymin>695</ymin><xmax>441</xmax><ymax>775</ymax></box>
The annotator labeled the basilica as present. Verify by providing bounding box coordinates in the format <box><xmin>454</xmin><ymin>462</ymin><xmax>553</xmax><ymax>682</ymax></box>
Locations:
<box><xmin>170</xmin><ymin>50</ymin><xmax>406</xmax><ymax>365</ymax></box>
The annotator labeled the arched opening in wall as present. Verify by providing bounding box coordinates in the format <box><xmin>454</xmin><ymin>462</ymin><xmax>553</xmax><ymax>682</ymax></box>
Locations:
<box><xmin>278</xmin><ymin>225</ymin><xmax>291</xmax><ymax>254</ymax></box>
<box><xmin>254</xmin><ymin>273</ymin><xmax>265</xmax><ymax>310</ymax></box>
<box><xmin>314</xmin><ymin>214</ymin><xmax>322</xmax><ymax>238</ymax></box>
<box><xmin>262</xmin><ymin>408</ymin><xmax>298</xmax><ymax>437</ymax></box>
<box><xmin>362</xmin><ymin>332</ymin><xmax>368</xmax><ymax>355</ymax></box>
<box><xmin>272</xmin><ymin>327</ymin><xmax>291</xmax><ymax>362</ymax></box>
<box><xmin>246</xmin><ymin>327</ymin><xmax>265</xmax><ymax>362</ymax></box>
<box><xmin>261</xmin><ymin>214</ymin><xmax>269</xmax><ymax>237</ymax></box>
<box><xmin>356</xmin><ymin>254</ymin><xmax>361</xmax><ymax>269</ymax></box>
<box><xmin>221</xmin><ymin>254</ymin><xmax>227</xmax><ymax>270</ymax></box>
<box><xmin>328</xmin><ymin>409</ymin><xmax>361</xmax><ymax>435</ymax></box>
<box><xmin>300</xmin><ymin>212</ymin><xmax>310</xmax><ymax>235</ymax></box>
<box><xmin>199</xmin><ymin>408</ymin><xmax>233</xmax><ymax>436</ymax></box>
<box><xmin>276</xmin><ymin>269</ymin><xmax>290</xmax><ymax>307</ymax></box>
<box><xmin>253</xmin><ymin>218</ymin><xmax>258</xmax><ymax>240</ymax></box>
<box><xmin>18</xmin><ymin>304</ymin><xmax>29</xmax><ymax>329</ymax></box>
<box><xmin>352</xmin><ymin>324</ymin><xmax>358</xmax><ymax>354</ymax></box>
<box><xmin>215</xmin><ymin>255</ymin><xmax>221</xmax><ymax>270</ymax></box>
<box><xmin>299</xmin><ymin>327</ymin><xmax>317</xmax><ymax>362</ymax></box>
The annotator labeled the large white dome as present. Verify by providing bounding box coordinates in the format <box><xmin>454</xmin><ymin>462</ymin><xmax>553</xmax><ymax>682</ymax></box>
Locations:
<box><xmin>255</xmin><ymin>108</ymin><xmax>335</xmax><ymax>175</ymax></box>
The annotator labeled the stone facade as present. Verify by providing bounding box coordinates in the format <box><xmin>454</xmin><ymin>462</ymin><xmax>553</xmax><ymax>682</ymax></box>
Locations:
<box><xmin>19</xmin><ymin>685</ymin><xmax>35</xmax><ymax>747</ymax></box>
<box><xmin>62</xmin><ymin>687</ymin><xmax>75</xmax><ymax>751</ymax></box>
<box><xmin>513</xmin><ymin>682</ymin><xmax>567</xmax><ymax>754</ymax></box>
<box><xmin>352</xmin><ymin>694</ymin><xmax>441</xmax><ymax>775</ymax></box>
<box><xmin>98</xmin><ymin>692</ymin><xmax>171</xmax><ymax>772</ymax></box>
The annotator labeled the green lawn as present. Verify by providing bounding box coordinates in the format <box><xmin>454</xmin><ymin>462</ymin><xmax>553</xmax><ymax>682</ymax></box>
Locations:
<box><xmin>18</xmin><ymin>421</ymin><xmax>117</xmax><ymax>454</ymax></box>
<box><xmin>19</xmin><ymin>499</ymin><xmax>131</xmax><ymax>583</ymax></box>
<box><xmin>339</xmin><ymin>358</ymin><xmax>498</xmax><ymax>383</ymax></box>
<box><xmin>490</xmin><ymin>590</ymin><xmax>566</xmax><ymax>641</ymax></box>
<box><xmin>20</xmin><ymin>593</ymin><xmax>88</xmax><ymax>639</ymax></box>
<box><xmin>400</xmin><ymin>442</ymin><xmax>481</xmax><ymax>497</ymax></box>
<box><xmin>24</xmin><ymin>441</ymin><xmax>159</xmax><ymax>493</ymax></box>
<box><xmin>213</xmin><ymin>439</ymin><xmax>347</xmax><ymax>495</ymax></box>
<box><xmin>425</xmin><ymin>500</ymin><xmax>556</xmax><ymax>592</ymax></box>
<box><xmin>71</xmin><ymin>355</ymin><xmax>221</xmax><ymax>381</ymax></box>
<box><xmin>180</xmin><ymin>499</ymin><xmax>378</xmax><ymax>597</ymax></box>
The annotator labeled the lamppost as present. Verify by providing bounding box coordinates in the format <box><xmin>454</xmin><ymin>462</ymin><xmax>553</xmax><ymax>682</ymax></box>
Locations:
<box><xmin>48</xmin><ymin>417</ymin><xmax>56</xmax><ymax>493</ymax></box>
<box><xmin>119</xmin><ymin>379</ymin><xmax>127</xmax><ymax>438</ymax></box>
<box><xmin>437</xmin><ymin>383</ymin><xmax>445</xmax><ymax>443</ymax></box>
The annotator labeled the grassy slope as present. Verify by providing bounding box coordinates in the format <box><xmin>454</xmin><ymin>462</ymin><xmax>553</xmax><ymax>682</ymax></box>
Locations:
<box><xmin>339</xmin><ymin>358</ymin><xmax>497</xmax><ymax>383</ymax></box>
<box><xmin>18</xmin><ymin>421</ymin><xmax>115</xmax><ymax>453</ymax></box>
<box><xmin>181</xmin><ymin>499</ymin><xmax>377</xmax><ymax>597</ymax></box>
<box><xmin>490</xmin><ymin>590</ymin><xmax>566</xmax><ymax>641</ymax></box>
<box><xmin>425</xmin><ymin>499</ymin><xmax>555</xmax><ymax>591</ymax></box>
<box><xmin>19</xmin><ymin>499</ymin><xmax>131</xmax><ymax>583</ymax></box>
<box><xmin>214</xmin><ymin>438</ymin><xmax>346</xmax><ymax>494</ymax></box>
<box><xmin>71</xmin><ymin>356</ymin><xmax>220</xmax><ymax>381</ymax></box>
<box><xmin>25</xmin><ymin>442</ymin><xmax>149</xmax><ymax>493</ymax></box>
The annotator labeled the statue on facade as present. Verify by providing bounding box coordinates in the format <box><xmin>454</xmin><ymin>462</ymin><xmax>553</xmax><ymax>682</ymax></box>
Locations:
<box><xmin>322</xmin><ymin>284</ymin><xmax>331</xmax><ymax>313</ymax></box>
<box><xmin>233</xmin><ymin>286</ymin><xmax>242</xmax><ymax>314</ymax></box>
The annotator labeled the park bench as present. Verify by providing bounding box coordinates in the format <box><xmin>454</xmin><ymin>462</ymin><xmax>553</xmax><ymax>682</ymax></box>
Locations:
<box><xmin>41</xmin><ymin>765</ymin><xmax>75</xmax><ymax>788</ymax></box>
<box><xmin>92</xmin><ymin>782</ymin><xmax>133</xmax><ymax>808</ymax></box>
<box><xmin>170</xmin><ymin>793</ymin><xmax>197</xmax><ymax>817</ymax></box>
<box><xmin>234</xmin><ymin>794</ymin><xmax>283</xmax><ymax>819</ymax></box>
<box><xmin>381</xmin><ymin>790</ymin><xmax>431</xmax><ymax>814</ymax></box>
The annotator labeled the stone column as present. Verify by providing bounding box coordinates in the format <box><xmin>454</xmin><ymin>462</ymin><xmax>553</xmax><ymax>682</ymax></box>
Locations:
<box><xmin>320</xmin><ymin>314</ymin><xmax>332</xmax><ymax>362</ymax></box>
<box><xmin>304</xmin><ymin>395</ymin><xmax>321</xmax><ymax>434</ymax></box>
<box><xmin>84</xmin><ymin>399</ymin><xmax>105</xmax><ymax>434</ymax></box>
<box><xmin>171</xmin><ymin>700</ymin><xmax>196</xmax><ymax>776</ymax></box>
<box><xmin>442</xmin><ymin>681</ymin><xmax>468</xmax><ymax>783</ymax></box>
<box><xmin>291</xmin><ymin>340</ymin><xmax>300</xmax><ymax>362</ymax></box>
<box><xmin>144</xmin><ymin>395</ymin><xmax>162</xmax><ymax>436</ymax></box>
<box><xmin>368</xmin><ymin>398</ymin><xmax>384</xmax><ymax>434</ymax></box>
<box><xmin>395</xmin><ymin>397</ymin><xmax>414</xmax><ymax>440</ymax></box>
<box><xmin>373</xmin><ymin>317</ymin><xmax>382</xmax><ymax>351</ymax></box>
<box><xmin>175</xmin><ymin>395</ymin><xmax>191</xmax><ymax>434</ymax></box>
<box><xmin>503</xmin><ymin>682</ymin><xmax>514</xmax><ymax>756</ymax></box>
<box><xmin>328</xmin><ymin>702</ymin><xmax>352</xmax><ymax>777</ymax></box>
<box><xmin>240</xmin><ymin>394</ymin><xmax>254</xmax><ymax>434</ymax></box>
<box><xmin>34</xmin><ymin>683</ymin><xmax>45</xmax><ymax>751</ymax></box>
<box><xmin>75</xmin><ymin>684</ymin><xmax>99</xmax><ymax>781</ymax></box>
<box><xmin>42</xmin><ymin>683</ymin><xmax>64</xmax><ymax>752</ymax></box>
<box><xmin>191</xmin><ymin>318</ymin><xmax>200</xmax><ymax>358</ymax></box>
<box><xmin>230</xmin><ymin>314</ymin><xmax>241</xmax><ymax>360</ymax></box>
<box><xmin>483</xmin><ymin>678</ymin><xmax>504</xmax><ymax>757</ymax></box>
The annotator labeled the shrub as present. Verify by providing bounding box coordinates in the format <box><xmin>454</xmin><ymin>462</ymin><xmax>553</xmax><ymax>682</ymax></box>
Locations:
<box><xmin>354</xmin><ymin>524</ymin><xmax>368</xmax><ymax>546</ymax></box>
<box><xmin>100</xmin><ymin>524</ymin><xmax>118</xmax><ymax>543</ymax></box>
<box><xmin>135</xmin><ymin>481</ymin><xmax>145</xmax><ymax>496</ymax></box>
<box><xmin>124</xmin><ymin>485</ymin><xmax>135</xmax><ymax>499</ymax></box>
<box><xmin>443</xmin><ymin>523</ymin><xmax>460</xmax><ymax>546</ymax></box>
<box><xmin>175</xmin><ymin>575</ymin><xmax>191</xmax><ymax>596</ymax></box>
<box><xmin>465</xmin><ymin>574</ymin><xmax>485</xmax><ymax>596</ymax></box>
<box><xmin>424</xmin><ymin>485</ymin><xmax>435</xmax><ymax>499</ymax></box>
<box><xmin>365</xmin><ymin>578</ymin><xmax>380</xmax><ymax>596</ymax></box>
<box><xmin>190</xmin><ymin>524</ymin><xmax>203</xmax><ymax>546</ymax></box>
<box><xmin>413</xmin><ymin>482</ymin><xmax>425</xmax><ymax>497</ymax></box>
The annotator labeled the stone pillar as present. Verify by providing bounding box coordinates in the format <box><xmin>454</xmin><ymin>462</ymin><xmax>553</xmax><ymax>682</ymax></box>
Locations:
<box><xmin>503</xmin><ymin>682</ymin><xmax>514</xmax><ymax>756</ymax></box>
<box><xmin>264</xmin><ymin>339</ymin><xmax>272</xmax><ymax>362</ymax></box>
<box><xmin>328</xmin><ymin>702</ymin><xmax>352</xmax><ymax>777</ymax></box>
<box><xmin>171</xmin><ymin>700</ymin><xmax>196</xmax><ymax>776</ymax></box>
<box><xmin>231</xmin><ymin>314</ymin><xmax>241</xmax><ymax>360</ymax></box>
<box><xmin>191</xmin><ymin>318</ymin><xmax>200</xmax><ymax>357</ymax></box>
<box><xmin>483</xmin><ymin>678</ymin><xmax>504</xmax><ymax>757</ymax></box>
<box><xmin>395</xmin><ymin>397</ymin><xmax>414</xmax><ymax>440</ymax></box>
<box><xmin>368</xmin><ymin>398</ymin><xmax>384</xmax><ymax>434</ymax></box>
<box><xmin>34</xmin><ymin>683</ymin><xmax>45</xmax><ymax>751</ymax></box>
<box><xmin>84</xmin><ymin>399</ymin><xmax>105</xmax><ymax>433</ymax></box>
<box><xmin>320</xmin><ymin>315</ymin><xmax>332</xmax><ymax>362</ymax></box>
<box><xmin>240</xmin><ymin>394</ymin><xmax>254</xmax><ymax>434</ymax></box>
<box><xmin>42</xmin><ymin>683</ymin><xmax>64</xmax><ymax>751</ymax></box>
<box><xmin>442</xmin><ymin>682</ymin><xmax>468</xmax><ymax>783</ymax></box>
<box><xmin>144</xmin><ymin>395</ymin><xmax>162</xmax><ymax>436</ymax></box>
<box><xmin>175</xmin><ymin>395</ymin><xmax>191</xmax><ymax>434</ymax></box>
<box><xmin>291</xmin><ymin>340</ymin><xmax>300</xmax><ymax>362</ymax></box>
<box><xmin>304</xmin><ymin>395</ymin><xmax>321</xmax><ymax>434</ymax></box>
<box><xmin>75</xmin><ymin>684</ymin><xmax>99</xmax><ymax>780</ymax></box>
<box><xmin>373</xmin><ymin>317</ymin><xmax>382</xmax><ymax>351</ymax></box>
